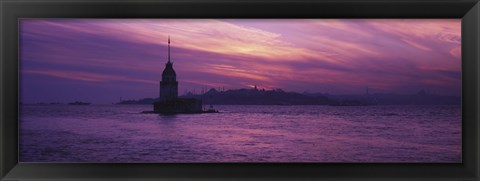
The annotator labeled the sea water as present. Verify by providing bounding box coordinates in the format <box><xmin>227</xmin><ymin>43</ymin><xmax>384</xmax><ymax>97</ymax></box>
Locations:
<box><xmin>19</xmin><ymin>104</ymin><xmax>461</xmax><ymax>162</ymax></box>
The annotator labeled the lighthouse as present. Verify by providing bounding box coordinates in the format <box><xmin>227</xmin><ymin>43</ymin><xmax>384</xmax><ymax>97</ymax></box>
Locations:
<box><xmin>153</xmin><ymin>36</ymin><xmax>208</xmax><ymax>114</ymax></box>
<box><xmin>159</xmin><ymin>36</ymin><xmax>178</xmax><ymax>102</ymax></box>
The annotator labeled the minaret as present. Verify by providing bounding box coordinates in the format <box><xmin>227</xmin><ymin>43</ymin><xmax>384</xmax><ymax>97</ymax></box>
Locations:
<box><xmin>159</xmin><ymin>36</ymin><xmax>178</xmax><ymax>101</ymax></box>
<box><xmin>168</xmin><ymin>35</ymin><xmax>171</xmax><ymax>63</ymax></box>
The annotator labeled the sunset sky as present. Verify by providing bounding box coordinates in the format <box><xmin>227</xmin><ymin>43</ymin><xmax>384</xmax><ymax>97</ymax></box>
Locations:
<box><xmin>20</xmin><ymin>19</ymin><xmax>461</xmax><ymax>104</ymax></box>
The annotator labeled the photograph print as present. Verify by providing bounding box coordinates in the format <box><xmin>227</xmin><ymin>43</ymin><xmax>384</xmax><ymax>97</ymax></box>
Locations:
<box><xmin>19</xmin><ymin>19</ymin><xmax>461</xmax><ymax>162</ymax></box>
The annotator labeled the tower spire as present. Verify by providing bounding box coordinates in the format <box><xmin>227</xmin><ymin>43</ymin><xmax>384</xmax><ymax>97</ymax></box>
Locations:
<box><xmin>168</xmin><ymin>35</ymin><xmax>171</xmax><ymax>63</ymax></box>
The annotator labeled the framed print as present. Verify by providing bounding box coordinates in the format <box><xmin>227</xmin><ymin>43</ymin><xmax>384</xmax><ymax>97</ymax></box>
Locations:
<box><xmin>1</xmin><ymin>0</ymin><xmax>479</xmax><ymax>180</ymax></box>
<box><xmin>18</xmin><ymin>18</ymin><xmax>462</xmax><ymax>163</ymax></box>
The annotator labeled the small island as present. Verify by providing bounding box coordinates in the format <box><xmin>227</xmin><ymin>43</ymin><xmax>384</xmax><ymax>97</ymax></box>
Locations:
<box><xmin>149</xmin><ymin>37</ymin><xmax>217</xmax><ymax>114</ymax></box>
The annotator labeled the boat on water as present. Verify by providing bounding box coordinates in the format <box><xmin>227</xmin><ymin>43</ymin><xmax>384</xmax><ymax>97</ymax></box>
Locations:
<box><xmin>68</xmin><ymin>101</ymin><xmax>91</xmax><ymax>105</ymax></box>
<box><xmin>204</xmin><ymin>105</ymin><xmax>219</xmax><ymax>113</ymax></box>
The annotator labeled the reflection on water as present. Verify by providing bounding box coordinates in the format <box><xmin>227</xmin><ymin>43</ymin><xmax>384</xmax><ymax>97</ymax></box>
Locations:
<box><xmin>19</xmin><ymin>105</ymin><xmax>461</xmax><ymax>162</ymax></box>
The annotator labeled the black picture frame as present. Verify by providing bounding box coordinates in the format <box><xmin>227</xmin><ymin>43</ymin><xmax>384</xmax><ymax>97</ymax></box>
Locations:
<box><xmin>1</xmin><ymin>0</ymin><xmax>479</xmax><ymax>180</ymax></box>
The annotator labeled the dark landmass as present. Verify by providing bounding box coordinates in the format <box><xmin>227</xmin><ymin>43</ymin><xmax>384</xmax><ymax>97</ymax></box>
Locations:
<box><xmin>68</xmin><ymin>101</ymin><xmax>91</xmax><ymax>105</ymax></box>
<box><xmin>188</xmin><ymin>88</ymin><xmax>333</xmax><ymax>105</ymax></box>
<box><xmin>117</xmin><ymin>88</ymin><xmax>332</xmax><ymax>105</ymax></box>
<box><xmin>116</xmin><ymin>88</ymin><xmax>460</xmax><ymax>106</ymax></box>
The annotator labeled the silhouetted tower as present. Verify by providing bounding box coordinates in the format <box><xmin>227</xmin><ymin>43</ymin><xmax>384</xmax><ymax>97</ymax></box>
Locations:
<box><xmin>160</xmin><ymin>36</ymin><xmax>178</xmax><ymax>102</ymax></box>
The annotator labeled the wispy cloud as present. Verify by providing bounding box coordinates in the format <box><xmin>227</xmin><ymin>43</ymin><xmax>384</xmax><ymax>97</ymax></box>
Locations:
<box><xmin>24</xmin><ymin>69</ymin><xmax>157</xmax><ymax>84</ymax></box>
<box><xmin>19</xmin><ymin>19</ymin><xmax>461</xmax><ymax>103</ymax></box>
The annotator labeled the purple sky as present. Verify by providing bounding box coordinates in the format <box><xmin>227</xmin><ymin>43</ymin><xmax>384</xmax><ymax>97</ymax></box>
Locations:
<box><xmin>20</xmin><ymin>19</ymin><xmax>461</xmax><ymax>104</ymax></box>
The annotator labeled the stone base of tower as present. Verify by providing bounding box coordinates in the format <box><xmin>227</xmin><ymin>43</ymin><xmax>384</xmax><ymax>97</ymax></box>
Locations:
<box><xmin>153</xmin><ymin>98</ymin><xmax>203</xmax><ymax>114</ymax></box>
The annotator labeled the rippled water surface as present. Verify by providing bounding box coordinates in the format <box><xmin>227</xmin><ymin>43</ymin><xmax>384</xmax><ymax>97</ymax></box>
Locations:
<box><xmin>19</xmin><ymin>105</ymin><xmax>461</xmax><ymax>162</ymax></box>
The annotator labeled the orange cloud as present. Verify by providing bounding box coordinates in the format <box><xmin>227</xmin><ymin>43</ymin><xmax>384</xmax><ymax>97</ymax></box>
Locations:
<box><xmin>204</xmin><ymin>64</ymin><xmax>272</xmax><ymax>82</ymax></box>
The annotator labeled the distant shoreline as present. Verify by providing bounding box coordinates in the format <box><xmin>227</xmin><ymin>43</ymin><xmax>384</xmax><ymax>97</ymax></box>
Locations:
<box><xmin>116</xmin><ymin>88</ymin><xmax>461</xmax><ymax>106</ymax></box>
<box><xmin>24</xmin><ymin>88</ymin><xmax>461</xmax><ymax>106</ymax></box>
